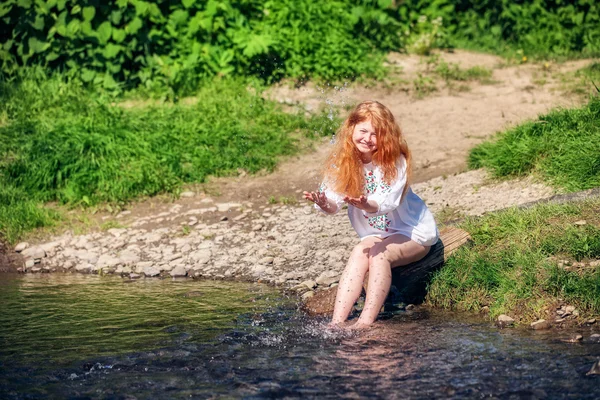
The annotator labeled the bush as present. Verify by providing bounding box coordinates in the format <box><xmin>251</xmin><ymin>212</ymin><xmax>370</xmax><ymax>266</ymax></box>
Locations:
<box><xmin>0</xmin><ymin>0</ymin><xmax>406</xmax><ymax>93</ymax></box>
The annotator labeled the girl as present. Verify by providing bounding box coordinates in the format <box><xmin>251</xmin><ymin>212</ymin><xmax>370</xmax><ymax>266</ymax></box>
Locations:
<box><xmin>303</xmin><ymin>101</ymin><xmax>438</xmax><ymax>329</ymax></box>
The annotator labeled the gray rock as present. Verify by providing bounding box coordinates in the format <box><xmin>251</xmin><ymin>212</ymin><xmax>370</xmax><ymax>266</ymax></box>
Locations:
<box><xmin>15</xmin><ymin>242</ymin><xmax>29</xmax><ymax>252</ymax></box>
<box><xmin>301</xmin><ymin>291</ymin><xmax>315</xmax><ymax>300</ymax></box>
<box><xmin>22</xmin><ymin>246</ymin><xmax>46</xmax><ymax>260</ymax></box>
<box><xmin>586</xmin><ymin>360</ymin><xmax>600</xmax><ymax>375</ymax></box>
<box><xmin>143</xmin><ymin>266</ymin><xmax>161</xmax><ymax>277</ymax></box>
<box><xmin>315</xmin><ymin>270</ymin><xmax>338</xmax><ymax>285</ymax></box>
<box><xmin>497</xmin><ymin>315</ymin><xmax>515</xmax><ymax>327</ymax></box>
<box><xmin>129</xmin><ymin>273</ymin><xmax>142</xmax><ymax>279</ymax></box>
<box><xmin>97</xmin><ymin>254</ymin><xmax>121</xmax><ymax>268</ymax></box>
<box><xmin>75</xmin><ymin>263</ymin><xmax>92</xmax><ymax>273</ymax></box>
<box><xmin>25</xmin><ymin>259</ymin><xmax>35</xmax><ymax>268</ymax></box>
<box><xmin>300</xmin><ymin>279</ymin><xmax>317</xmax><ymax>289</ymax></box>
<box><xmin>170</xmin><ymin>265</ymin><xmax>187</xmax><ymax>278</ymax></box>
<box><xmin>531</xmin><ymin>319</ymin><xmax>551</xmax><ymax>330</ymax></box>
<box><xmin>259</xmin><ymin>256</ymin><xmax>274</xmax><ymax>265</ymax></box>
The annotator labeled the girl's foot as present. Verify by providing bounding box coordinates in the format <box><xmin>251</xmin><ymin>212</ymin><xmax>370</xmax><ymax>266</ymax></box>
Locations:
<box><xmin>348</xmin><ymin>321</ymin><xmax>372</xmax><ymax>330</ymax></box>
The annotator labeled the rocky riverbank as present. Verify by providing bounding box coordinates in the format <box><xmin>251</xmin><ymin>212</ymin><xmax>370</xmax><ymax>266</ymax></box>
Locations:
<box><xmin>8</xmin><ymin>168</ymin><xmax>558</xmax><ymax>294</ymax></box>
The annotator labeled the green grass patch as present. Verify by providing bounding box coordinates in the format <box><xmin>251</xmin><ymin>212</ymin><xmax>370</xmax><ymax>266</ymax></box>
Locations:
<box><xmin>427</xmin><ymin>200</ymin><xmax>600</xmax><ymax>322</ymax></box>
<box><xmin>469</xmin><ymin>95</ymin><xmax>600</xmax><ymax>191</ymax></box>
<box><xmin>0</xmin><ymin>72</ymin><xmax>338</xmax><ymax>242</ymax></box>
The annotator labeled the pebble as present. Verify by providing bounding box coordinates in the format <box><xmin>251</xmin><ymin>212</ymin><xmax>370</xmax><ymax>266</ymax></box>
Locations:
<box><xmin>21</xmin><ymin>246</ymin><xmax>46</xmax><ymax>260</ymax></box>
<box><xmin>14</xmin><ymin>242</ymin><xmax>29</xmax><ymax>252</ymax></box>
<box><xmin>586</xmin><ymin>318</ymin><xmax>596</xmax><ymax>325</ymax></box>
<box><xmin>530</xmin><ymin>319</ymin><xmax>551</xmax><ymax>330</ymax></box>
<box><xmin>301</xmin><ymin>291</ymin><xmax>315</xmax><ymax>300</ymax></box>
<box><xmin>180</xmin><ymin>191</ymin><xmax>195</xmax><ymax>198</ymax></box>
<box><xmin>497</xmin><ymin>314</ymin><xmax>515</xmax><ymax>326</ymax></box>
<box><xmin>170</xmin><ymin>265</ymin><xmax>187</xmax><ymax>278</ymax></box>
<box><xmin>586</xmin><ymin>360</ymin><xmax>600</xmax><ymax>376</ymax></box>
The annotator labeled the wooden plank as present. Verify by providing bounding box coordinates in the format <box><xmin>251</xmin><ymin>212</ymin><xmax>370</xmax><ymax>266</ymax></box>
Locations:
<box><xmin>302</xmin><ymin>227</ymin><xmax>471</xmax><ymax>316</ymax></box>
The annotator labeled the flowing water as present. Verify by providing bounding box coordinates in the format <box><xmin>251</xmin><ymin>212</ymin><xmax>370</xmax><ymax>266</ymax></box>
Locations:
<box><xmin>0</xmin><ymin>274</ymin><xmax>599</xmax><ymax>399</ymax></box>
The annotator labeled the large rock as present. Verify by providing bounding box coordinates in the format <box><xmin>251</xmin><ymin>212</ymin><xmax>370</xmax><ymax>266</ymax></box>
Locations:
<box><xmin>14</xmin><ymin>242</ymin><xmax>29</xmax><ymax>252</ymax></box>
<box><xmin>497</xmin><ymin>314</ymin><xmax>515</xmax><ymax>326</ymax></box>
<box><xmin>142</xmin><ymin>266</ymin><xmax>161</xmax><ymax>277</ymax></box>
<box><xmin>301</xmin><ymin>287</ymin><xmax>337</xmax><ymax>316</ymax></box>
<box><xmin>170</xmin><ymin>265</ymin><xmax>187</xmax><ymax>278</ymax></box>
<box><xmin>531</xmin><ymin>319</ymin><xmax>551</xmax><ymax>330</ymax></box>
<box><xmin>21</xmin><ymin>246</ymin><xmax>46</xmax><ymax>260</ymax></box>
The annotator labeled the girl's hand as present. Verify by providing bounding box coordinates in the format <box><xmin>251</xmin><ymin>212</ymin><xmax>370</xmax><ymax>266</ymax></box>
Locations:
<box><xmin>303</xmin><ymin>191</ymin><xmax>330</xmax><ymax>210</ymax></box>
<box><xmin>343</xmin><ymin>195</ymin><xmax>378</xmax><ymax>213</ymax></box>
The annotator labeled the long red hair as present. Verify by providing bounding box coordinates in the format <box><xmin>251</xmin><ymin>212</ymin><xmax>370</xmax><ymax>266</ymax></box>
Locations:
<box><xmin>323</xmin><ymin>101</ymin><xmax>412</xmax><ymax>200</ymax></box>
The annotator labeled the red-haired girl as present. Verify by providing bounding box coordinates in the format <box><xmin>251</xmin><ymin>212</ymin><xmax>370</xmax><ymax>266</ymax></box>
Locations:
<box><xmin>303</xmin><ymin>101</ymin><xmax>438</xmax><ymax>329</ymax></box>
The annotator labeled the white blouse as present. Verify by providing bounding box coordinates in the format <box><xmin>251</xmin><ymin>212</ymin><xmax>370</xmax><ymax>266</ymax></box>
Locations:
<box><xmin>319</xmin><ymin>157</ymin><xmax>439</xmax><ymax>246</ymax></box>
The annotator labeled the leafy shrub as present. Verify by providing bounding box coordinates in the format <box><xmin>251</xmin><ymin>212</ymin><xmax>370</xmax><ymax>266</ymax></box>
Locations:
<box><xmin>0</xmin><ymin>0</ymin><xmax>407</xmax><ymax>94</ymax></box>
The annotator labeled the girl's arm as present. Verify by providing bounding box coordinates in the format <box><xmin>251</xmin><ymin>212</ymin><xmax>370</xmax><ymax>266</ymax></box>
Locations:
<box><xmin>303</xmin><ymin>191</ymin><xmax>340</xmax><ymax>214</ymax></box>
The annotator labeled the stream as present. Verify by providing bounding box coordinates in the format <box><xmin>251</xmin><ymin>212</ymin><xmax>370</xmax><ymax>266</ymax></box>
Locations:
<box><xmin>1</xmin><ymin>274</ymin><xmax>599</xmax><ymax>399</ymax></box>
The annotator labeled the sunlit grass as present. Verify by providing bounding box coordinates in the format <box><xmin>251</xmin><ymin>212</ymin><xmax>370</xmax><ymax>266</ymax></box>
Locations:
<box><xmin>0</xmin><ymin>72</ymin><xmax>339</xmax><ymax>243</ymax></box>
<box><xmin>427</xmin><ymin>199</ymin><xmax>600</xmax><ymax>323</ymax></box>
<box><xmin>469</xmin><ymin>95</ymin><xmax>600</xmax><ymax>192</ymax></box>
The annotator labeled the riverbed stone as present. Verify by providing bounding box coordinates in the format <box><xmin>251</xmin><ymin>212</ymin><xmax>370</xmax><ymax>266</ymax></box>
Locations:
<box><xmin>97</xmin><ymin>254</ymin><xmax>120</xmax><ymax>268</ymax></box>
<box><xmin>586</xmin><ymin>318</ymin><xmax>596</xmax><ymax>325</ymax></box>
<box><xmin>586</xmin><ymin>360</ymin><xmax>600</xmax><ymax>376</ymax></box>
<box><xmin>170</xmin><ymin>265</ymin><xmax>187</xmax><ymax>278</ymax></box>
<box><xmin>301</xmin><ymin>291</ymin><xmax>315</xmax><ymax>300</ymax></box>
<box><xmin>15</xmin><ymin>242</ymin><xmax>29</xmax><ymax>252</ymax></box>
<box><xmin>75</xmin><ymin>263</ymin><xmax>92</xmax><ymax>273</ymax></box>
<box><xmin>300</xmin><ymin>279</ymin><xmax>317</xmax><ymax>290</ymax></box>
<box><xmin>497</xmin><ymin>315</ymin><xmax>515</xmax><ymax>327</ymax></box>
<box><xmin>22</xmin><ymin>246</ymin><xmax>46</xmax><ymax>260</ymax></box>
<box><xmin>142</xmin><ymin>266</ymin><xmax>160</xmax><ymax>277</ymax></box>
<box><xmin>25</xmin><ymin>259</ymin><xmax>35</xmax><ymax>268</ymax></box>
<box><xmin>531</xmin><ymin>319</ymin><xmax>551</xmax><ymax>330</ymax></box>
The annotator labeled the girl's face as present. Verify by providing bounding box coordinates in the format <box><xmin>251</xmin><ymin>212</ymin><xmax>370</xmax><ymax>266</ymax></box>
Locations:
<box><xmin>352</xmin><ymin>119</ymin><xmax>377</xmax><ymax>162</ymax></box>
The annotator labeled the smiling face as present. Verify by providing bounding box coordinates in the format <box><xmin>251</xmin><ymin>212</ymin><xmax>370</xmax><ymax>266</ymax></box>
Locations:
<box><xmin>352</xmin><ymin>119</ymin><xmax>377</xmax><ymax>163</ymax></box>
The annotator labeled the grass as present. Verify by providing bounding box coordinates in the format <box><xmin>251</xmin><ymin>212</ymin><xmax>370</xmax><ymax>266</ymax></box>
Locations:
<box><xmin>0</xmin><ymin>71</ymin><xmax>339</xmax><ymax>243</ymax></box>
<box><xmin>427</xmin><ymin>199</ymin><xmax>600</xmax><ymax>323</ymax></box>
<box><xmin>469</xmin><ymin>95</ymin><xmax>600</xmax><ymax>192</ymax></box>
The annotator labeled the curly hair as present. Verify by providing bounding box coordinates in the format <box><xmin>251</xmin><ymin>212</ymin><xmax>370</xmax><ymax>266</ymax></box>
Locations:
<box><xmin>323</xmin><ymin>101</ymin><xmax>412</xmax><ymax>200</ymax></box>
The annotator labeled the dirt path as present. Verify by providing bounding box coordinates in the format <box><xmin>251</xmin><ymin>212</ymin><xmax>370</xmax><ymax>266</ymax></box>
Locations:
<box><xmin>201</xmin><ymin>50</ymin><xmax>590</xmax><ymax>205</ymax></box>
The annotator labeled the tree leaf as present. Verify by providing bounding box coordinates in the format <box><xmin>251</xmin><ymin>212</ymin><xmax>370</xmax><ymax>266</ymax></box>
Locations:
<box><xmin>28</xmin><ymin>37</ymin><xmax>49</xmax><ymax>53</ymax></box>
<box><xmin>97</xmin><ymin>21</ymin><xmax>112</xmax><ymax>44</ymax></box>
<box><xmin>127</xmin><ymin>18</ymin><xmax>143</xmax><ymax>34</ymax></box>
<box><xmin>82</xmin><ymin>6</ymin><xmax>96</xmax><ymax>22</ymax></box>
<box><xmin>112</xmin><ymin>28</ymin><xmax>126</xmax><ymax>43</ymax></box>
<box><xmin>102</xmin><ymin>43</ymin><xmax>122</xmax><ymax>59</ymax></box>
<box><xmin>182</xmin><ymin>0</ymin><xmax>195</xmax><ymax>9</ymax></box>
<box><xmin>80</xmin><ymin>68</ymin><xmax>96</xmax><ymax>82</ymax></box>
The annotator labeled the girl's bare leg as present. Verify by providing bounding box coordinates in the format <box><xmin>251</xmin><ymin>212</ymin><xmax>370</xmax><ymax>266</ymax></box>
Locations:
<box><xmin>330</xmin><ymin>237</ymin><xmax>380</xmax><ymax>325</ymax></box>
<box><xmin>354</xmin><ymin>235</ymin><xmax>430</xmax><ymax>327</ymax></box>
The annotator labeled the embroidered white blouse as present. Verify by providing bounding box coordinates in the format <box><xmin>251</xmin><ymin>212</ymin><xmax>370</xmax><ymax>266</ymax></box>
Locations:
<box><xmin>319</xmin><ymin>157</ymin><xmax>439</xmax><ymax>246</ymax></box>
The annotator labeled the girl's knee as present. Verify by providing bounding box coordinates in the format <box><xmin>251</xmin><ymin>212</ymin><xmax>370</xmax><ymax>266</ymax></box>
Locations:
<box><xmin>368</xmin><ymin>243</ymin><xmax>391</xmax><ymax>263</ymax></box>
<box><xmin>351</xmin><ymin>241</ymin><xmax>372</xmax><ymax>258</ymax></box>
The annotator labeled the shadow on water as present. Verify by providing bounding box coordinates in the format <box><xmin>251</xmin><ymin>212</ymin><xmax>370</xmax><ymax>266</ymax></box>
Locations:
<box><xmin>0</xmin><ymin>274</ymin><xmax>599</xmax><ymax>399</ymax></box>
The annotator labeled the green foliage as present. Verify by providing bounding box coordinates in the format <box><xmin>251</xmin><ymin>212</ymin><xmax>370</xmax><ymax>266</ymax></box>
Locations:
<box><xmin>0</xmin><ymin>0</ymin><xmax>409</xmax><ymax>93</ymax></box>
<box><xmin>438</xmin><ymin>0</ymin><xmax>600</xmax><ymax>58</ymax></box>
<box><xmin>0</xmin><ymin>72</ymin><xmax>338</xmax><ymax>241</ymax></box>
<box><xmin>469</xmin><ymin>95</ymin><xmax>600</xmax><ymax>192</ymax></box>
<box><xmin>427</xmin><ymin>200</ymin><xmax>600</xmax><ymax>320</ymax></box>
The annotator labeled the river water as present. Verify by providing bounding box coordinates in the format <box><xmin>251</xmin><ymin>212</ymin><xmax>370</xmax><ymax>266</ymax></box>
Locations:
<box><xmin>0</xmin><ymin>274</ymin><xmax>599</xmax><ymax>399</ymax></box>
